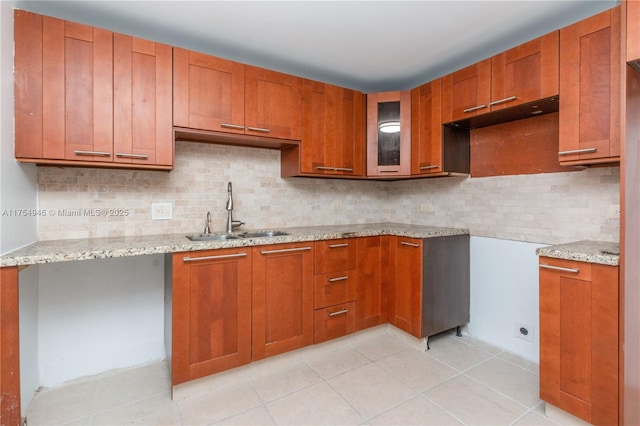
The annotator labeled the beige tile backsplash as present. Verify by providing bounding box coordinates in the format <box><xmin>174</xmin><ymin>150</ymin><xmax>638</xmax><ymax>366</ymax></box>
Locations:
<box><xmin>37</xmin><ymin>141</ymin><xmax>619</xmax><ymax>244</ymax></box>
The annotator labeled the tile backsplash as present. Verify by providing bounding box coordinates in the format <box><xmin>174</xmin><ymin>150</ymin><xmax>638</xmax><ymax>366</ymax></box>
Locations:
<box><xmin>37</xmin><ymin>141</ymin><xmax>619</xmax><ymax>244</ymax></box>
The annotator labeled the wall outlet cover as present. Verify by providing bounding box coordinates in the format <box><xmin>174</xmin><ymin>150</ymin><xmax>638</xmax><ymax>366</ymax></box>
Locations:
<box><xmin>151</xmin><ymin>202</ymin><xmax>172</xmax><ymax>220</ymax></box>
<box><xmin>514</xmin><ymin>321</ymin><xmax>534</xmax><ymax>343</ymax></box>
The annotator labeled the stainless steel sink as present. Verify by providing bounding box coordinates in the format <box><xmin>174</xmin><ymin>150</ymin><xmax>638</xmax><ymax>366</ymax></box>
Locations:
<box><xmin>239</xmin><ymin>230</ymin><xmax>289</xmax><ymax>238</ymax></box>
<box><xmin>186</xmin><ymin>233</ymin><xmax>241</xmax><ymax>241</ymax></box>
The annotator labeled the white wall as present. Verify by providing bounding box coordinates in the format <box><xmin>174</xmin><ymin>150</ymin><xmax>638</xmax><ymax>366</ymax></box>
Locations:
<box><xmin>37</xmin><ymin>255</ymin><xmax>165</xmax><ymax>386</ymax></box>
<box><xmin>467</xmin><ymin>236</ymin><xmax>545</xmax><ymax>363</ymax></box>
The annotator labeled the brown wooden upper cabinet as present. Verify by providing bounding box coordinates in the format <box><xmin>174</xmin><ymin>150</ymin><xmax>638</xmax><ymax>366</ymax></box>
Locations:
<box><xmin>174</xmin><ymin>48</ymin><xmax>302</xmax><ymax>141</ymax></box>
<box><xmin>628</xmin><ymin>0</ymin><xmax>640</xmax><ymax>65</ymax></box>
<box><xmin>411</xmin><ymin>79</ymin><xmax>443</xmax><ymax>175</ymax></box>
<box><xmin>558</xmin><ymin>6</ymin><xmax>621</xmax><ymax>166</ymax></box>
<box><xmin>442</xmin><ymin>31</ymin><xmax>559</xmax><ymax>124</ymax></box>
<box><xmin>14</xmin><ymin>10</ymin><xmax>173</xmax><ymax>170</ymax></box>
<box><xmin>367</xmin><ymin>91</ymin><xmax>412</xmax><ymax>177</ymax></box>
<box><xmin>281</xmin><ymin>80</ymin><xmax>366</xmax><ymax>177</ymax></box>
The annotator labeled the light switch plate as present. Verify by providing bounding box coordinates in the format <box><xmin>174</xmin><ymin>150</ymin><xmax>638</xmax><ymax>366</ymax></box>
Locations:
<box><xmin>151</xmin><ymin>202</ymin><xmax>172</xmax><ymax>220</ymax></box>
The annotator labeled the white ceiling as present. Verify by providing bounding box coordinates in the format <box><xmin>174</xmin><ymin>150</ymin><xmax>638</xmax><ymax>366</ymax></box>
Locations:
<box><xmin>14</xmin><ymin>0</ymin><xmax>618</xmax><ymax>92</ymax></box>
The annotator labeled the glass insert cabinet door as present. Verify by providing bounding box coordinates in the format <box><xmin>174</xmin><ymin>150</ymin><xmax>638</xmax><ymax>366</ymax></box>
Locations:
<box><xmin>366</xmin><ymin>91</ymin><xmax>411</xmax><ymax>176</ymax></box>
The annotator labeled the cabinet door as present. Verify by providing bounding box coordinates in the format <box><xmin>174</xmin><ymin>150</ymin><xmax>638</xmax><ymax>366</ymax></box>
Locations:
<box><xmin>388</xmin><ymin>237</ymin><xmax>423</xmax><ymax>337</ymax></box>
<box><xmin>411</xmin><ymin>79</ymin><xmax>443</xmax><ymax>175</ymax></box>
<box><xmin>333</xmin><ymin>87</ymin><xmax>366</xmax><ymax>176</ymax></box>
<box><xmin>491</xmin><ymin>31</ymin><xmax>559</xmax><ymax>111</ymax></box>
<box><xmin>15</xmin><ymin>11</ymin><xmax>114</xmax><ymax>162</ymax></box>
<box><xmin>114</xmin><ymin>35</ymin><xmax>173</xmax><ymax>166</ymax></box>
<box><xmin>173</xmin><ymin>48</ymin><xmax>245</xmax><ymax>134</ymax></box>
<box><xmin>245</xmin><ymin>66</ymin><xmax>302</xmax><ymax>140</ymax></box>
<box><xmin>539</xmin><ymin>257</ymin><xmax>618</xmax><ymax>425</ymax></box>
<box><xmin>441</xmin><ymin>59</ymin><xmax>491</xmax><ymax>123</ymax></box>
<box><xmin>252</xmin><ymin>243</ymin><xmax>313</xmax><ymax>360</ymax></box>
<box><xmin>171</xmin><ymin>249</ymin><xmax>252</xmax><ymax>386</ymax></box>
<box><xmin>559</xmin><ymin>6</ymin><xmax>621</xmax><ymax>165</ymax></box>
<box><xmin>627</xmin><ymin>0</ymin><xmax>640</xmax><ymax>64</ymax></box>
<box><xmin>355</xmin><ymin>236</ymin><xmax>389</xmax><ymax>330</ymax></box>
<box><xmin>367</xmin><ymin>91</ymin><xmax>412</xmax><ymax>176</ymax></box>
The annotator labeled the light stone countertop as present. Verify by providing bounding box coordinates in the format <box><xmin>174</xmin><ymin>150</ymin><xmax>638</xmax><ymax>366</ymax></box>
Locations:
<box><xmin>536</xmin><ymin>240</ymin><xmax>620</xmax><ymax>266</ymax></box>
<box><xmin>0</xmin><ymin>222</ymin><xmax>469</xmax><ymax>267</ymax></box>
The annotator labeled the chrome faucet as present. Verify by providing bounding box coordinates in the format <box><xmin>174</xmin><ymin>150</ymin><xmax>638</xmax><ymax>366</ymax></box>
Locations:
<box><xmin>203</xmin><ymin>211</ymin><xmax>211</xmax><ymax>234</ymax></box>
<box><xmin>225</xmin><ymin>182</ymin><xmax>244</xmax><ymax>233</ymax></box>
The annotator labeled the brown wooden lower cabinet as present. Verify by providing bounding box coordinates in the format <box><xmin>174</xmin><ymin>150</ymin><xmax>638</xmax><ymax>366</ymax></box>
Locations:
<box><xmin>251</xmin><ymin>242</ymin><xmax>314</xmax><ymax>360</ymax></box>
<box><xmin>168</xmin><ymin>249</ymin><xmax>252</xmax><ymax>386</ymax></box>
<box><xmin>314</xmin><ymin>301</ymin><xmax>357</xmax><ymax>343</ymax></box>
<box><xmin>539</xmin><ymin>257</ymin><xmax>619</xmax><ymax>425</ymax></box>
<box><xmin>355</xmin><ymin>236</ymin><xmax>389</xmax><ymax>330</ymax></box>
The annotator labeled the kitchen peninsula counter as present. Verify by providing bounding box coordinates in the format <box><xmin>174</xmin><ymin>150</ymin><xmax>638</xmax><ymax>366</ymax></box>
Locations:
<box><xmin>536</xmin><ymin>240</ymin><xmax>620</xmax><ymax>266</ymax></box>
<box><xmin>0</xmin><ymin>222</ymin><xmax>469</xmax><ymax>267</ymax></box>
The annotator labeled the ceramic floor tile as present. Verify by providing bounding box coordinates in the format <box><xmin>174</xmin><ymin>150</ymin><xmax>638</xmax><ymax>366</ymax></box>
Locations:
<box><xmin>328</xmin><ymin>363</ymin><xmax>417</xmax><ymax>420</ymax></box>
<box><xmin>91</xmin><ymin>392</ymin><xmax>181</xmax><ymax>425</ymax></box>
<box><xmin>172</xmin><ymin>364</ymin><xmax>249</xmax><ymax>401</ymax></box>
<box><xmin>369</xmin><ymin>395</ymin><xmax>463</xmax><ymax>425</ymax></box>
<box><xmin>498</xmin><ymin>351</ymin><xmax>540</xmax><ymax>376</ymax></box>
<box><xmin>352</xmin><ymin>332</ymin><xmax>407</xmax><ymax>361</ymax></box>
<box><xmin>465</xmin><ymin>357</ymin><xmax>541</xmax><ymax>408</ymax></box>
<box><xmin>544</xmin><ymin>403</ymin><xmax>592</xmax><ymax>425</ymax></box>
<box><xmin>266</xmin><ymin>381</ymin><xmax>363</xmax><ymax>425</ymax></box>
<box><xmin>424</xmin><ymin>333</ymin><xmax>494</xmax><ymax>371</ymax></box>
<box><xmin>214</xmin><ymin>404</ymin><xmax>275</xmax><ymax>425</ymax></box>
<box><xmin>375</xmin><ymin>347</ymin><xmax>459</xmax><ymax>392</ymax></box>
<box><xmin>178</xmin><ymin>379</ymin><xmax>262</xmax><ymax>425</ymax></box>
<box><xmin>303</xmin><ymin>345</ymin><xmax>371</xmax><ymax>379</ymax></box>
<box><xmin>25</xmin><ymin>379</ymin><xmax>99</xmax><ymax>425</ymax></box>
<box><xmin>424</xmin><ymin>375</ymin><xmax>528</xmax><ymax>425</ymax></box>
<box><xmin>513</xmin><ymin>409</ymin><xmax>561</xmax><ymax>425</ymax></box>
<box><xmin>249</xmin><ymin>359</ymin><xmax>321</xmax><ymax>402</ymax></box>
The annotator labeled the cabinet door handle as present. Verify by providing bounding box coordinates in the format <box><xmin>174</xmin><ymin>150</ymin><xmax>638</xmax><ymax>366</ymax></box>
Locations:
<box><xmin>74</xmin><ymin>150</ymin><xmax>111</xmax><ymax>157</ymax></box>
<box><xmin>328</xmin><ymin>308</ymin><xmax>348</xmax><ymax>317</ymax></box>
<box><xmin>247</xmin><ymin>126</ymin><xmax>270</xmax><ymax>133</ymax></box>
<box><xmin>334</xmin><ymin>167</ymin><xmax>354</xmax><ymax>172</ymax></box>
<box><xmin>183</xmin><ymin>252</ymin><xmax>247</xmax><ymax>262</ymax></box>
<box><xmin>558</xmin><ymin>148</ymin><xmax>598</xmax><ymax>156</ymax></box>
<box><xmin>400</xmin><ymin>241</ymin><xmax>420</xmax><ymax>248</ymax></box>
<box><xmin>260</xmin><ymin>247</ymin><xmax>312</xmax><ymax>255</ymax></box>
<box><xmin>540</xmin><ymin>263</ymin><xmax>580</xmax><ymax>273</ymax></box>
<box><xmin>116</xmin><ymin>153</ymin><xmax>149</xmax><ymax>159</ymax></box>
<box><xmin>379</xmin><ymin>169</ymin><xmax>400</xmax><ymax>173</ymax></box>
<box><xmin>489</xmin><ymin>95</ymin><xmax>518</xmax><ymax>106</ymax></box>
<box><xmin>315</xmin><ymin>166</ymin><xmax>336</xmax><ymax>171</ymax></box>
<box><xmin>328</xmin><ymin>243</ymin><xmax>348</xmax><ymax>248</ymax></box>
<box><xmin>420</xmin><ymin>165</ymin><xmax>440</xmax><ymax>170</ymax></box>
<box><xmin>462</xmin><ymin>104</ymin><xmax>488</xmax><ymax>113</ymax></box>
<box><xmin>220</xmin><ymin>123</ymin><xmax>245</xmax><ymax>130</ymax></box>
<box><xmin>328</xmin><ymin>276</ymin><xmax>348</xmax><ymax>283</ymax></box>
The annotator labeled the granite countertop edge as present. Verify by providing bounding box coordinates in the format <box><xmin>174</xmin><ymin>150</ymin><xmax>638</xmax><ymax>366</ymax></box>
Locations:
<box><xmin>536</xmin><ymin>240</ymin><xmax>620</xmax><ymax>266</ymax></box>
<box><xmin>0</xmin><ymin>223</ymin><xmax>470</xmax><ymax>267</ymax></box>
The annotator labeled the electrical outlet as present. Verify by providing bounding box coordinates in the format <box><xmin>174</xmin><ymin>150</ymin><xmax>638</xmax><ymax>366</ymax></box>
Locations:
<box><xmin>151</xmin><ymin>202</ymin><xmax>172</xmax><ymax>220</ymax></box>
<box><xmin>609</xmin><ymin>205</ymin><xmax>620</xmax><ymax>217</ymax></box>
<box><xmin>514</xmin><ymin>321</ymin><xmax>534</xmax><ymax>343</ymax></box>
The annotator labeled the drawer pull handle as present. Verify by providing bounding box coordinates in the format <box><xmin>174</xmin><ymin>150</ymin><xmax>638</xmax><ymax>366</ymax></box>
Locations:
<box><xmin>489</xmin><ymin>95</ymin><xmax>518</xmax><ymax>106</ymax></box>
<box><xmin>328</xmin><ymin>243</ymin><xmax>348</xmax><ymax>248</ymax></box>
<box><xmin>74</xmin><ymin>150</ymin><xmax>111</xmax><ymax>157</ymax></box>
<box><xmin>334</xmin><ymin>167</ymin><xmax>354</xmax><ymax>172</ymax></box>
<box><xmin>462</xmin><ymin>104</ymin><xmax>488</xmax><ymax>113</ymax></box>
<box><xmin>328</xmin><ymin>308</ymin><xmax>348</xmax><ymax>317</ymax></box>
<box><xmin>315</xmin><ymin>166</ymin><xmax>335</xmax><ymax>171</ymax></box>
<box><xmin>420</xmin><ymin>165</ymin><xmax>440</xmax><ymax>170</ymax></box>
<box><xmin>183</xmin><ymin>253</ymin><xmax>247</xmax><ymax>262</ymax></box>
<box><xmin>379</xmin><ymin>169</ymin><xmax>400</xmax><ymax>173</ymax></box>
<box><xmin>558</xmin><ymin>148</ymin><xmax>598</xmax><ymax>156</ymax></box>
<box><xmin>401</xmin><ymin>241</ymin><xmax>420</xmax><ymax>248</ymax></box>
<box><xmin>247</xmin><ymin>126</ymin><xmax>270</xmax><ymax>133</ymax></box>
<box><xmin>220</xmin><ymin>123</ymin><xmax>245</xmax><ymax>130</ymax></box>
<box><xmin>540</xmin><ymin>264</ymin><xmax>580</xmax><ymax>273</ymax></box>
<box><xmin>328</xmin><ymin>276</ymin><xmax>348</xmax><ymax>283</ymax></box>
<box><xmin>116</xmin><ymin>153</ymin><xmax>148</xmax><ymax>159</ymax></box>
<box><xmin>260</xmin><ymin>247</ymin><xmax>312</xmax><ymax>255</ymax></box>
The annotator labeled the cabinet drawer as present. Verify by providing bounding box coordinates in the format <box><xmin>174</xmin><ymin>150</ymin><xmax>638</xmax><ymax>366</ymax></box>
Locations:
<box><xmin>314</xmin><ymin>271</ymin><xmax>356</xmax><ymax>308</ymax></box>
<box><xmin>313</xmin><ymin>302</ymin><xmax>356</xmax><ymax>344</ymax></box>
<box><xmin>539</xmin><ymin>256</ymin><xmax>591</xmax><ymax>281</ymax></box>
<box><xmin>315</xmin><ymin>239</ymin><xmax>356</xmax><ymax>274</ymax></box>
